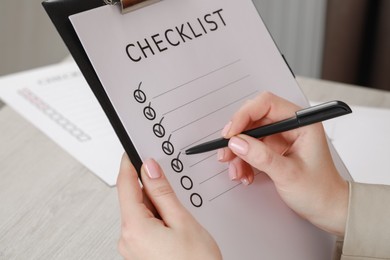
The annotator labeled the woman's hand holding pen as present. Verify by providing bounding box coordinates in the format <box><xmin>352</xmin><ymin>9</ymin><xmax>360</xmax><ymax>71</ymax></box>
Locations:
<box><xmin>218</xmin><ymin>92</ymin><xmax>349</xmax><ymax>236</ymax></box>
<box><xmin>116</xmin><ymin>91</ymin><xmax>350</xmax><ymax>259</ymax></box>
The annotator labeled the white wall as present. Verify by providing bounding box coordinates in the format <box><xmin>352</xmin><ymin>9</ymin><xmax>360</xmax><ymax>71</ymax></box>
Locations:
<box><xmin>0</xmin><ymin>0</ymin><xmax>327</xmax><ymax>78</ymax></box>
<box><xmin>0</xmin><ymin>0</ymin><xmax>69</xmax><ymax>76</ymax></box>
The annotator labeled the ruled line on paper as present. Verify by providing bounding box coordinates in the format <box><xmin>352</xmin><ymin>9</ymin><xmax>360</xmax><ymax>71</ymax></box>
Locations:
<box><xmin>208</xmin><ymin>172</ymin><xmax>261</xmax><ymax>202</ymax></box>
<box><xmin>209</xmin><ymin>182</ymin><xmax>242</xmax><ymax>202</ymax></box>
<box><xmin>200</xmin><ymin>168</ymin><xmax>228</xmax><ymax>185</ymax></box>
<box><xmin>162</xmin><ymin>74</ymin><xmax>250</xmax><ymax>116</ymax></box>
<box><xmin>153</xmin><ymin>59</ymin><xmax>242</xmax><ymax>99</ymax></box>
<box><xmin>172</xmin><ymin>90</ymin><xmax>258</xmax><ymax>134</ymax></box>
<box><xmin>181</xmin><ymin>128</ymin><xmax>222</xmax><ymax>151</ymax></box>
<box><xmin>189</xmin><ymin>152</ymin><xmax>217</xmax><ymax>168</ymax></box>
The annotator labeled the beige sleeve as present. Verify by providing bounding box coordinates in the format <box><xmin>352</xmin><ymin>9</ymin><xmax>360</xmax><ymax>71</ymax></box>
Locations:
<box><xmin>340</xmin><ymin>182</ymin><xmax>390</xmax><ymax>259</ymax></box>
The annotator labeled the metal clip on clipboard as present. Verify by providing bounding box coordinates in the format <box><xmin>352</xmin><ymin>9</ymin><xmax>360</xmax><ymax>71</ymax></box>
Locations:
<box><xmin>104</xmin><ymin>0</ymin><xmax>161</xmax><ymax>14</ymax></box>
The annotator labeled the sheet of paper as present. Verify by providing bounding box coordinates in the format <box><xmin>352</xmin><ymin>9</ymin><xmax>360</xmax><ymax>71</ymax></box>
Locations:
<box><xmin>70</xmin><ymin>1</ymin><xmax>348</xmax><ymax>258</ymax></box>
<box><xmin>323</xmin><ymin>105</ymin><xmax>390</xmax><ymax>185</ymax></box>
<box><xmin>0</xmin><ymin>62</ymin><xmax>123</xmax><ymax>186</ymax></box>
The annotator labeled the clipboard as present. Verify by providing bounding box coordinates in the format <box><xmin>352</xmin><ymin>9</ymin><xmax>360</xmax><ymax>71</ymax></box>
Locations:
<box><xmin>42</xmin><ymin>1</ymin><xmax>350</xmax><ymax>258</ymax></box>
<box><xmin>42</xmin><ymin>0</ymin><xmax>156</xmax><ymax>173</ymax></box>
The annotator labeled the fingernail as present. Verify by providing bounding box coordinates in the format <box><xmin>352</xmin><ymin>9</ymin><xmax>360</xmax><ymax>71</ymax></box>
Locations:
<box><xmin>241</xmin><ymin>177</ymin><xmax>249</xmax><ymax>186</ymax></box>
<box><xmin>229</xmin><ymin>137</ymin><xmax>249</xmax><ymax>155</ymax></box>
<box><xmin>228</xmin><ymin>163</ymin><xmax>237</xmax><ymax>180</ymax></box>
<box><xmin>143</xmin><ymin>159</ymin><xmax>161</xmax><ymax>179</ymax></box>
<box><xmin>217</xmin><ymin>149</ymin><xmax>225</xmax><ymax>161</ymax></box>
<box><xmin>221</xmin><ymin>121</ymin><xmax>232</xmax><ymax>137</ymax></box>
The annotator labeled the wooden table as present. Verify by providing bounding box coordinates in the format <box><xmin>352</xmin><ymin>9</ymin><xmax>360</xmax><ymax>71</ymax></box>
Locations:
<box><xmin>1</xmin><ymin>77</ymin><xmax>390</xmax><ymax>259</ymax></box>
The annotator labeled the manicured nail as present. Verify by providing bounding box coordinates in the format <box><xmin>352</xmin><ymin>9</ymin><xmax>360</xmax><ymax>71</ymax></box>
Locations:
<box><xmin>229</xmin><ymin>163</ymin><xmax>238</xmax><ymax>180</ymax></box>
<box><xmin>241</xmin><ymin>177</ymin><xmax>249</xmax><ymax>186</ymax></box>
<box><xmin>217</xmin><ymin>149</ymin><xmax>225</xmax><ymax>161</ymax></box>
<box><xmin>221</xmin><ymin>121</ymin><xmax>232</xmax><ymax>137</ymax></box>
<box><xmin>143</xmin><ymin>159</ymin><xmax>161</xmax><ymax>179</ymax></box>
<box><xmin>229</xmin><ymin>137</ymin><xmax>249</xmax><ymax>155</ymax></box>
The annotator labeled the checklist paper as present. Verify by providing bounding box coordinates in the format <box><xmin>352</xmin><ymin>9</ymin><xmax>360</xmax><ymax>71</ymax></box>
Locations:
<box><xmin>70</xmin><ymin>0</ymin><xmax>349</xmax><ymax>258</ymax></box>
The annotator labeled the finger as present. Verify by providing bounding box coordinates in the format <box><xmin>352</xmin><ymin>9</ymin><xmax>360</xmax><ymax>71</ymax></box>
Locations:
<box><xmin>117</xmin><ymin>154</ymin><xmax>152</xmax><ymax>223</ymax></box>
<box><xmin>221</xmin><ymin>134</ymin><xmax>291</xmax><ymax>163</ymax></box>
<box><xmin>228</xmin><ymin>157</ymin><xmax>254</xmax><ymax>185</ymax></box>
<box><xmin>217</xmin><ymin>147</ymin><xmax>236</xmax><ymax>162</ymax></box>
<box><xmin>142</xmin><ymin>189</ymin><xmax>159</xmax><ymax>218</ymax></box>
<box><xmin>223</xmin><ymin>92</ymin><xmax>302</xmax><ymax>140</ymax></box>
<box><xmin>228</xmin><ymin>135</ymin><xmax>295</xmax><ymax>185</ymax></box>
<box><xmin>141</xmin><ymin>158</ymin><xmax>192</xmax><ymax>228</ymax></box>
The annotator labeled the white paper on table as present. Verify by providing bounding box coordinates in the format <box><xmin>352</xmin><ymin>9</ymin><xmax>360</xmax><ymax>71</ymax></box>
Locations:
<box><xmin>322</xmin><ymin>105</ymin><xmax>390</xmax><ymax>185</ymax></box>
<box><xmin>0</xmin><ymin>62</ymin><xmax>123</xmax><ymax>186</ymax></box>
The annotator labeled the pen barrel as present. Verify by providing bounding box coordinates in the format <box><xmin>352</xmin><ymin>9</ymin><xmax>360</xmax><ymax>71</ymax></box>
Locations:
<box><xmin>243</xmin><ymin>117</ymin><xmax>299</xmax><ymax>138</ymax></box>
<box><xmin>186</xmin><ymin>137</ymin><xmax>229</xmax><ymax>155</ymax></box>
<box><xmin>296</xmin><ymin>100</ymin><xmax>352</xmax><ymax>126</ymax></box>
<box><xmin>186</xmin><ymin>101</ymin><xmax>352</xmax><ymax>155</ymax></box>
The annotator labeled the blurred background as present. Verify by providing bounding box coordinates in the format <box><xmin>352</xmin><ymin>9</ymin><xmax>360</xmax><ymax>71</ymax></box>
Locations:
<box><xmin>0</xmin><ymin>0</ymin><xmax>389</xmax><ymax>89</ymax></box>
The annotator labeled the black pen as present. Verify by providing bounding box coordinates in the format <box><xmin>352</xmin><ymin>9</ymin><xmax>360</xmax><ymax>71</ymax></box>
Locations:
<box><xmin>185</xmin><ymin>101</ymin><xmax>352</xmax><ymax>155</ymax></box>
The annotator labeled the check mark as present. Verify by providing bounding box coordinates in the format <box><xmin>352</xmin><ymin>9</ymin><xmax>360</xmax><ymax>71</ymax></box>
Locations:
<box><xmin>145</xmin><ymin>107</ymin><xmax>155</xmax><ymax>119</ymax></box>
<box><xmin>162</xmin><ymin>141</ymin><xmax>174</xmax><ymax>155</ymax></box>
<box><xmin>134</xmin><ymin>89</ymin><xmax>146</xmax><ymax>103</ymax></box>
<box><xmin>171</xmin><ymin>152</ymin><xmax>184</xmax><ymax>173</ymax></box>
<box><xmin>153</xmin><ymin>124</ymin><xmax>165</xmax><ymax>138</ymax></box>
<box><xmin>171</xmin><ymin>159</ymin><xmax>184</xmax><ymax>173</ymax></box>
<box><xmin>162</xmin><ymin>134</ymin><xmax>174</xmax><ymax>155</ymax></box>
<box><xmin>153</xmin><ymin>118</ymin><xmax>165</xmax><ymax>138</ymax></box>
<box><xmin>144</xmin><ymin>103</ymin><xmax>156</xmax><ymax>120</ymax></box>
<box><xmin>134</xmin><ymin>81</ymin><xmax>146</xmax><ymax>103</ymax></box>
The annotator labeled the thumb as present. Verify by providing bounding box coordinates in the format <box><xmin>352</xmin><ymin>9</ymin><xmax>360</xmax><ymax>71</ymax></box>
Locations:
<box><xmin>228</xmin><ymin>135</ymin><xmax>294</xmax><ymax>184</ymax></box>
<box><xmin>141</xmin><ymin>158</ymin><xmax>190</xmax><ymax>228</ymax></box>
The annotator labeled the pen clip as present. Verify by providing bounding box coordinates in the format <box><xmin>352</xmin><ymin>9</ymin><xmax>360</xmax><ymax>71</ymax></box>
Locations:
<box><xmin>296</xmin><ymin>101</ymin><xmax>352</xmax><ymax>126</ymax></box>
